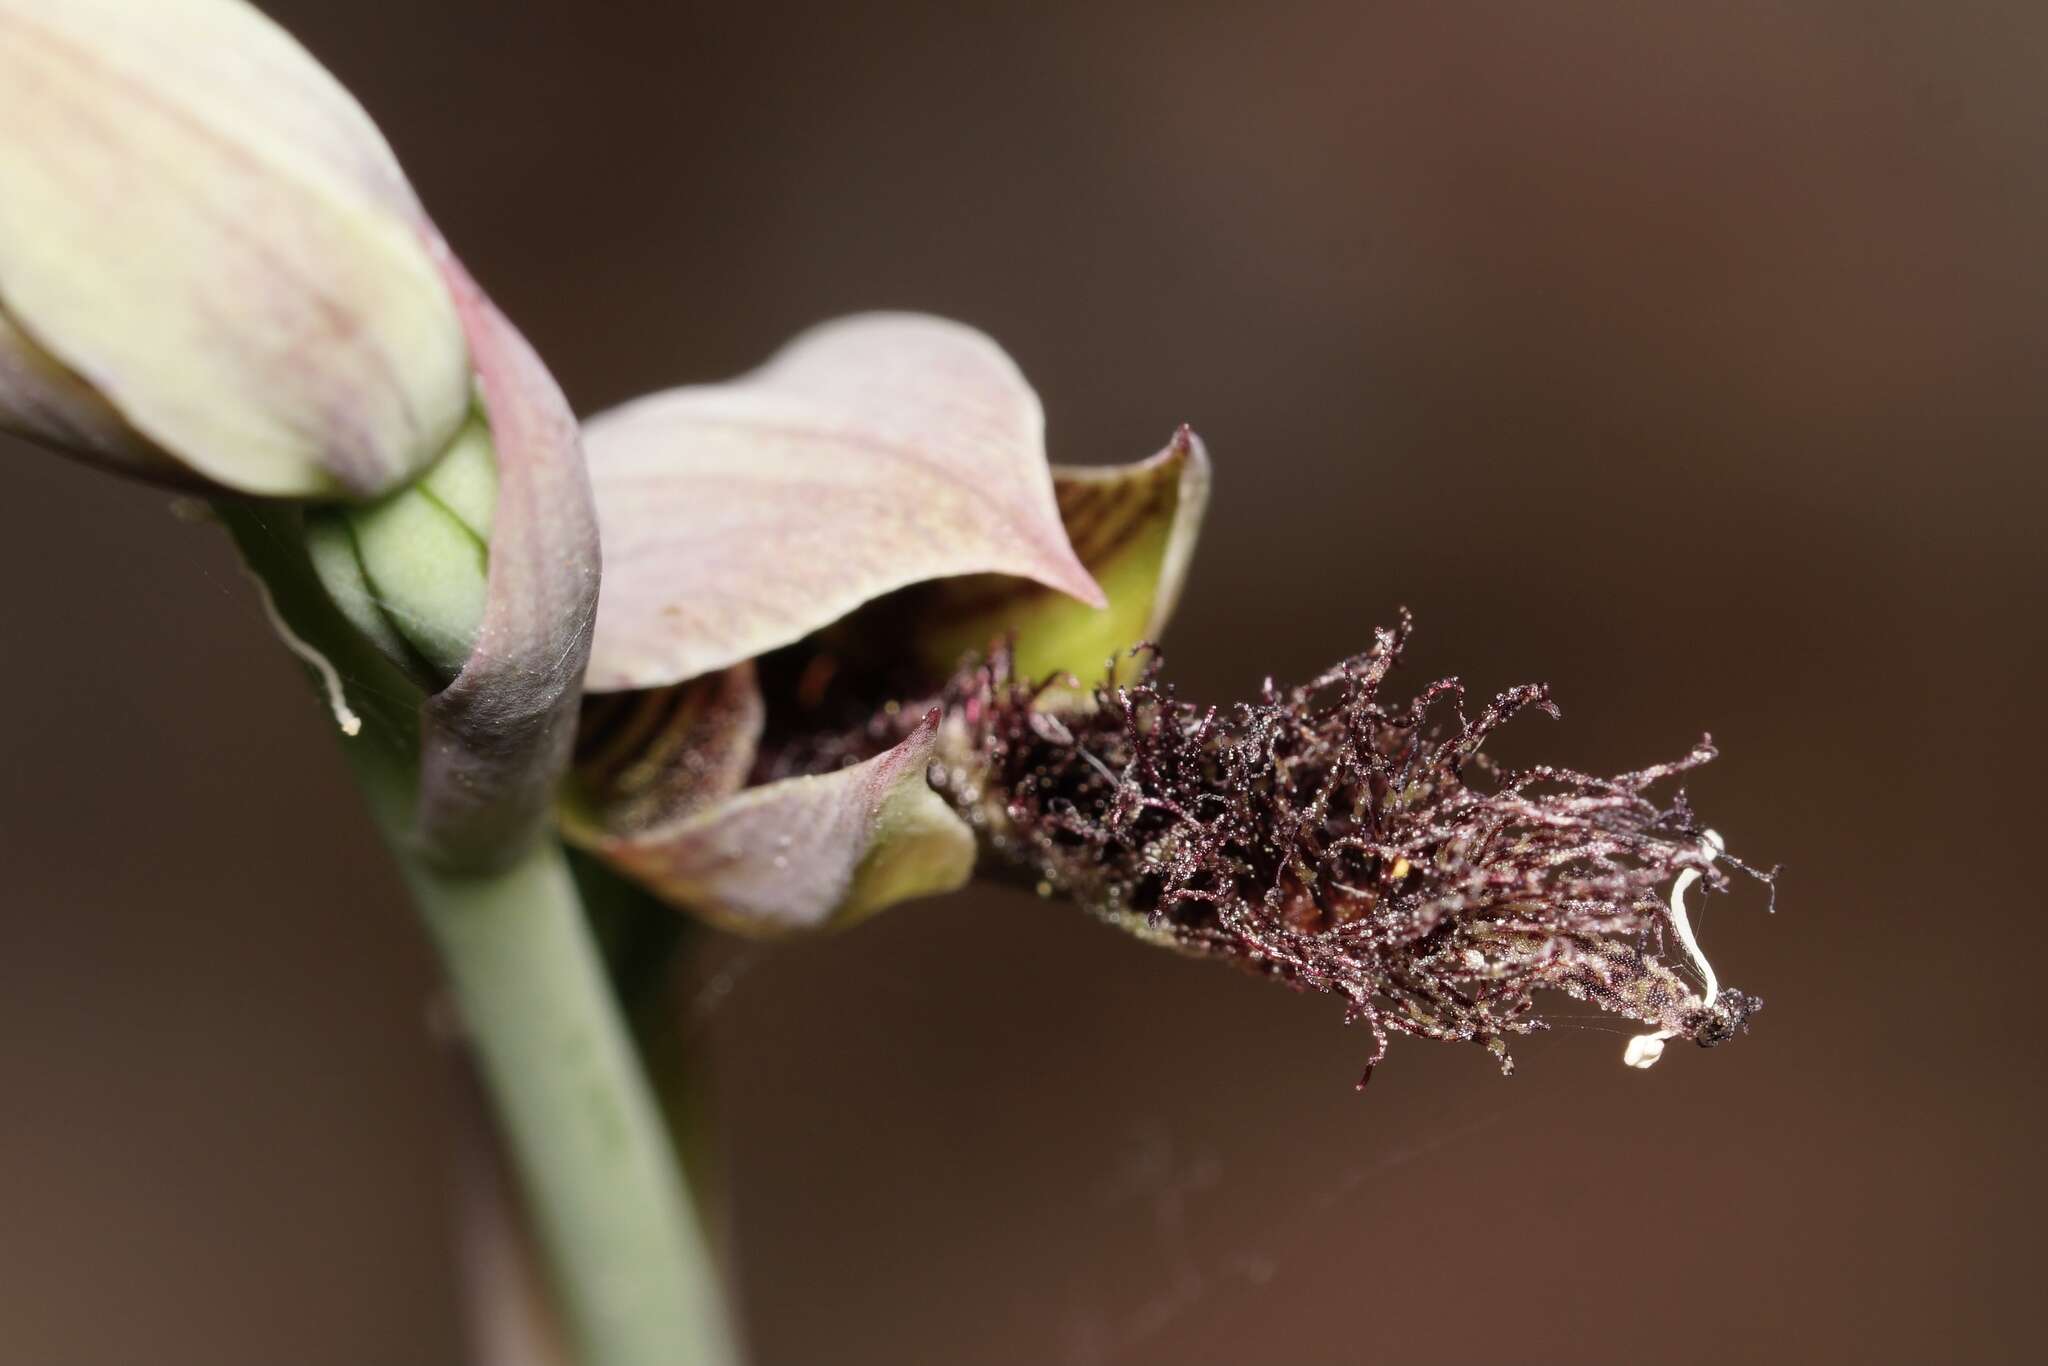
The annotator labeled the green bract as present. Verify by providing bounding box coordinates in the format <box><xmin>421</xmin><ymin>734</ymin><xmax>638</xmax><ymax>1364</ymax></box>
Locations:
<box><xmin>307</xmin><ymin>415</ymin><xmax>498</xmax><ymax>685</ymax></box>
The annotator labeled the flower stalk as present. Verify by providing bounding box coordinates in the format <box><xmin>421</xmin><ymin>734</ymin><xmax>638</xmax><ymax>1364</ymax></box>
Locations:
<box><xmin>223</xmin><ymin>504</ymin><xmax>737</xmax><ymax>1366</ymax></box>
<box><xmin>376</xmin><ymin>781</ymin><xmax>734</xmax><ymax>1366</ymax></box>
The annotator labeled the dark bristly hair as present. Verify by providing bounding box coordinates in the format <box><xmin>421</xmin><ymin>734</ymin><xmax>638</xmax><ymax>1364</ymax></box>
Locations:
<box><xmin>934</xmin><ymin>612</ymin><xmax>1770</xmax><ymax>1083</ymax></box>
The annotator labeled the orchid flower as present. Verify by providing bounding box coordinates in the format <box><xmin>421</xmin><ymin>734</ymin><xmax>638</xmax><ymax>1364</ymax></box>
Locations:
<box><xmin>1</xmin><ymin>4</ymin><xmax>1775</xmax><ymax>1363</ymax></box>
<box><xmin>563</xmin><ymin>313</ymin><xmax>1204</xmax><ymax>932</ymax></box>
<box><xmin>565</xmin><ymin>314</ymin><xmax>1771</xmax><ymax>1081</ymax></box>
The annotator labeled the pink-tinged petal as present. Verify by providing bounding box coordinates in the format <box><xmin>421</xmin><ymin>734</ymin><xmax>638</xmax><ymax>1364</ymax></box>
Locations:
<box><xmin>868</xmin><ymin>427</ymin><xmax>1212</xmax><ymax>685</ymax></box>
<box><xmin>0</xmin><ymin>301</ymin><xmax>175</xmax><ymax>478</ymax></box>
<box><xmin>571</xmin><ymin>710</ymin><xmax>974</xmax><ymax>935</ymax></box>
<box><xmin>581</xmin><ymin>313</ymin><xmax>1105</xmax><ymax>693</ymax></box>
<box><xmin>0</xmin><ymin>0</ymin><xmax>469</xmax><ymax>497</ymax></box>
<box><xmin>415</xmin><ymin>249</ymin><xmax>600</xmax><ymax>870</ymax></box>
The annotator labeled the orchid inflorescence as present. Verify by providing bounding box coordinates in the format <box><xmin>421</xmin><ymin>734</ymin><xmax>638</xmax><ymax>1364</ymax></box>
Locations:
<box><xmin>2</xmin><ymin>1</ymin><xmax>1780</xmax><ymax>1359</ymax></box>
<box><xmin>0</xmin><ymin>0</ymin><xmax>1775</xmax><ymax>1078</ymax></box>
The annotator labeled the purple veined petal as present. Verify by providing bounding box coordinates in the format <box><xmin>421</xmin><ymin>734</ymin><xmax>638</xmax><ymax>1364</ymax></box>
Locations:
<box><xmin>414</xmin><ymin>245</ymin><xmax>600</xmax><ymax>870</ymax></box>
<box><xmin>581</xmin><ymin>313</ymin><xmax>1106</xmax><ymax>693</ymax></box>
<box><xmin>564</xmin><ymin>664</ymin><xmax>765</xmax><ymax>839</ymax></box>
<box><xmin>889</xmin><ymin>426</ymin><xmax>1212</xmax><ymax>685</ymax></box>
<box><xmin>571</xmin><ymin>709</ymin><xmax>974</xmax><ymax>935</ymax></box>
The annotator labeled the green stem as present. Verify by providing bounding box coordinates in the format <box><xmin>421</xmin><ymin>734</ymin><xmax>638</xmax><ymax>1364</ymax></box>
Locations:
<box><xmin>222</xmin><ymin>505</ymin><xmax>738</xmax><ymax>1366</ymax></box>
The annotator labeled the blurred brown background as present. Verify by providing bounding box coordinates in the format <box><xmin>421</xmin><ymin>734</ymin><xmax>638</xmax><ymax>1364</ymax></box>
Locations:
<box><xmin>3</xmin><ymin>1</ymin><xmax>2042</xmax><ymax>1362</ymax></box>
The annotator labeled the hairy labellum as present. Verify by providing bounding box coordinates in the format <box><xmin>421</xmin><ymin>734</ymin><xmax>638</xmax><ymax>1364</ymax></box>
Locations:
<box><xmin>926</xmin><ymin>614</ymin><xmax>1771</xmax><ymax>1081</ymax></box>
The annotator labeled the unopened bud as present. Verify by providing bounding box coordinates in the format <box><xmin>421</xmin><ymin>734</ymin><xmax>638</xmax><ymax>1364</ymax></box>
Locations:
<box><xmin>0</xmin><ymin>0</ymin><xmax>470</xmax><ymax>497</ymax></box>
<box><xmin>305</xmin><ymin>415</ymin><xmax>497</xmax><ymax>685</ymax></box>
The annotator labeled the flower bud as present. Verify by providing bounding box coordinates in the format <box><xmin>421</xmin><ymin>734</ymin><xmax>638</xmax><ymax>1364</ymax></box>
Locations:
<box><xmin>305</xmin><ymin>413</ymin><xmax>497</xmax><ymax>685</ymax></box>
<box><xmin>0</xmin><ymin>0</ymin><xmax>470</xmax><ymax>497</ymax></box>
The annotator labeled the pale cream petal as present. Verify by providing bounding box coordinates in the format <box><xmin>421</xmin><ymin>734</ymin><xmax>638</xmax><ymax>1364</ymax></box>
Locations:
<box><xmin>0</xmin><ymin>0</ymin><xmax>468</xmax><ymax>496</ymax></box>
<box><xmin>582</xmin><ymin>313</ymin><xmax>1105</xmax><ymax>692</ymax></box>
<box><xmin>0</xmin><ymin>300</ymin><xmax>172</xmax><ymax>477</ymax></box>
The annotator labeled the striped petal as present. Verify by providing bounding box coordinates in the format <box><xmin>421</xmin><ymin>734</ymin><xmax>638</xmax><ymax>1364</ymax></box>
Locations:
<box><xmin>564</xmin><ymin>665</ymin><xmax>765</xmax><ymax>839</ymax></box>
